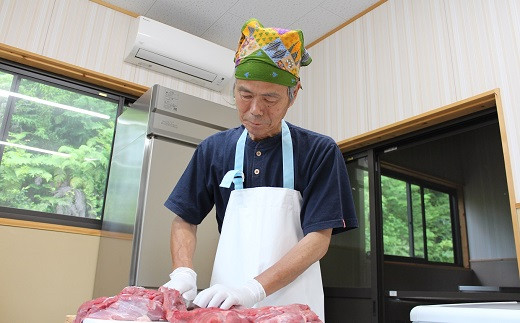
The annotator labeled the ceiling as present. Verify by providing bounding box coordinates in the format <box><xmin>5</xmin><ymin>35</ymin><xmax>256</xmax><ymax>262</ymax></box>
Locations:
<box><xmin>101</xmin><ymin>0</ymin><xmax>379</xmax><ymax>50</ymax></box>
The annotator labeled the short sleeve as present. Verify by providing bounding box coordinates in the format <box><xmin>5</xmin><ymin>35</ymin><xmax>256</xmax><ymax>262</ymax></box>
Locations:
<box><xmin>300</xmin><ymin>142</ymin><xmax>358</xmax><ymax>235</ymax></box>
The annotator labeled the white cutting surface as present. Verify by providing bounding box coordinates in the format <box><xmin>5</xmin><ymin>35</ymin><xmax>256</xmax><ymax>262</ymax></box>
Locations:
<box><xmin>410</xmin><ymin>301</ymin><xmax>520</xmax><ymax>323</ymax></box>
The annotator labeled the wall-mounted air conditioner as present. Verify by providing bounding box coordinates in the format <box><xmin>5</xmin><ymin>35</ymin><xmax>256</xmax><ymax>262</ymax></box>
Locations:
<box><xmin>124</xmin><ymin>16</ymin><xmax>235</xmax><ymax>92</ymax></box>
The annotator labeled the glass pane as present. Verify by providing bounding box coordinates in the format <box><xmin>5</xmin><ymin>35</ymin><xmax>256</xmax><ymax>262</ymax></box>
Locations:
<box><xmin>321</xmin><ymin>157</ymin><xmax>371</xmax><ymax>288</ymax></box>
<box><xmin>0</xmin><ymin>71</ymin><xmax>14</xmax><ymax>129</ymax></box>
<box><xmin>424</xmin><ymin>188</ymin><xmax>454</xmax><ymax>263</ymax></box>
<box><xmin>381</xmin><ymin>175</ymin><xmax>410</xmax><ymax>256</ymax></box>
<box><xmin>0</xmin><ymin>78</ymin><xmax>118</xmax><ymax>219</ymax></box>
<box><xmin>411</xmin><ymin>184</ymin><xmax>424</xmax><ymax>258</ymax></box>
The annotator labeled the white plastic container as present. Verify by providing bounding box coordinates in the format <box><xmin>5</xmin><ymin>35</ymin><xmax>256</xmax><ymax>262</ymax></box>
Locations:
<box><xmin>410</xmin><ymin>301</ymin><xmax>520</xmax><ymax>323</ymax></box>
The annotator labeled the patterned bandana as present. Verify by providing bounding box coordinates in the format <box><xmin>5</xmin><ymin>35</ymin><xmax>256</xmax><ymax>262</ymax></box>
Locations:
<box><xmin>234</xmin><ymin>18</ymin><xmax>312</xmax><ymax>87</ymax></box>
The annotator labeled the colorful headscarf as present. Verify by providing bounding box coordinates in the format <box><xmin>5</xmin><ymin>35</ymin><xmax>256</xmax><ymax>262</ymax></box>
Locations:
<box><xmin>234</xmin><ymin>18</ymin><xmax>312</xmax><ymax>87</ymax></box>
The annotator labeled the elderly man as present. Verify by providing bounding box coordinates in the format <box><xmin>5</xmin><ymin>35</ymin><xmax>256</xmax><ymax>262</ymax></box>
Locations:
<box><xmin>163</xmin><ymin>18</ymin><xmax>358</xmax><ymax>321</ymax></box>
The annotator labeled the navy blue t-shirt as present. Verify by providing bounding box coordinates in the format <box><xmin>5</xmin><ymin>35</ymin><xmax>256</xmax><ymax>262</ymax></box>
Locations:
<box><xmin>164</xmin><ymin>122</ymin><xmax>358</xmax><ymax>235</ymax></box>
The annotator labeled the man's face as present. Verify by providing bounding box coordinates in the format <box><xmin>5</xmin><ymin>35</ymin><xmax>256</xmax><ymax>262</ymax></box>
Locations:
<box><xmin>234</xmin><ymin>79</ymin><xmax>298</xmax><ymax>141</ymax></box>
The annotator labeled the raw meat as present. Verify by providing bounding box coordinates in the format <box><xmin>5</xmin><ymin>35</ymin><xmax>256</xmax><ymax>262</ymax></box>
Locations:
<box><xmin>74</xmin><ymin>286</ymin><xmax>184</xmax><ymax>322</ymax></box>
<box><xmin>168</xmin><ymin>307</ymin><xmax>250</xmax><ymax>323</ymax></box>
<box><xmin>160</xmin><ymin>286</ymin><xmax>188</xmax><ymax>319</ymax></box>
<box><xmin>168</xmin><ymin>304</ymin><xmax>321</xmax><ymax>322</ymax></box>
<box><xmin>75</xmin><ymin>286</ymin><xmax>321</xmax><ymax>323</ymax></box>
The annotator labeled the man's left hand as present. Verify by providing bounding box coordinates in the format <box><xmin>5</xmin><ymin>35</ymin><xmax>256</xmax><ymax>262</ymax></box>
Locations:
<box><xmin>193</xmin><ymin>278</ymin><xmax>266</xmax><ymax>309</ymax></box>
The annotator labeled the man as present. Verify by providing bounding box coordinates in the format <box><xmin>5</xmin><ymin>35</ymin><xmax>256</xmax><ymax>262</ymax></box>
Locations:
<box><xmin>163</xmin><ymin>18</ymin><xmax>358</xmax><ymax>321</ymax></box>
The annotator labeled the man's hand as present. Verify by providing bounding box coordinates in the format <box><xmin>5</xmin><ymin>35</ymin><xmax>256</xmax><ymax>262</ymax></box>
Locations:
<box><xmin>193</xmin><ymin>279</ymin><xmax>266</xmax><ymax>309</ymax></box>
<box><xmin>163</xmin><ymin>267</ymin><xmax>198</xmax><ymax>301</ymax></box>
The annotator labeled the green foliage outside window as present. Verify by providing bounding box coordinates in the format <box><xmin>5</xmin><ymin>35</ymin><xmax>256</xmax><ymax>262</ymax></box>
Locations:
<box><xmin>424</xmin><ymin>188</ymin><xmax>454</xmax><ymax>262</ymax></box>
<box><xmin>382</xmin><ymin>176</ymin><xmax>409</xmax><ymax>257</ymax></box>
<box><xmin>381</xmin><ymin>174</ymin><xmax>455</xmax><ymax>263</ymax></box>
<box><xmin>0</xmin><ymin>71</ymin><xmax>117</xmax><ymax>219</ymax></box>
<box><xmin>0</xmin><ymin>72</ymin><xmax>12</xmax><ymax>120</ymax></box>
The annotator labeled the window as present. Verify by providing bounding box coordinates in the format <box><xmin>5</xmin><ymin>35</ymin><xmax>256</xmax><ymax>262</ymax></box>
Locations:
<box><xmin>0</xmin><ymin>63</ymin><xmax>126</xmax><ymax>226</ymax></box>
<box><xmin>381</xmin><ymin>167</ymin><xmax>458</xmax><ymax>264</ymax></box>
<box><xmin>0</xmin><ymin>71</ymin><xmax>13</xmax><ymax>122</ymax></box>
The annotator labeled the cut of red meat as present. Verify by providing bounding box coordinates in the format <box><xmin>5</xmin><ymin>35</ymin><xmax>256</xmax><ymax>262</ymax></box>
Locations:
<box><xmin>74</xmin><ymin>286</ymin><xmax>321</xmax><ymax>323</ymax></box>
<box><xmin>248</xmin><ymin>304</ymin><xmax>319</xmax><ymax>322</ymax></box>
<box><xmin>74</xmin><ymin>286</ymin><xmax>167</xmax><ymax>322</ymax></box>
<box><xmin>166</xmin><ymin>304</ymin><xmax>321</xmax><ymax>322</ymax></box>
<box><xmin>159</xmin><ymin>285</ymin><xmax>187</xmax><ymax>319</ymax></box>
<box><xmin>167</xmin><ymin>307</ymin><xmax>250</xmax><ymax>323</ymax></box>
<box><xmin>74</xmin><ymin>297</ymin><xmax>111</xmax><ymax>323</ymax></box>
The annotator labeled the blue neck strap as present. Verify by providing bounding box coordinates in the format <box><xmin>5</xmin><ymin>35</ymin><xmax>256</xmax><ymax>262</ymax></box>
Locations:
<box><xmin>220</xmin><ymin>120</ymin><xmax>294</xmax><ymax>190</ymax></box>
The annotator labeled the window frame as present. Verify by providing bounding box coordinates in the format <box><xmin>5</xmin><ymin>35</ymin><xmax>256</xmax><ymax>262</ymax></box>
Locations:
<box><xmin>380</xmin><ymin>162</ymin><xmax>464</xmax><ymax>267</ymax></box>
<box><xmin>0</xmin><ymin>59</ymin><xmax>136</xmax><ymax>229</ymax></box>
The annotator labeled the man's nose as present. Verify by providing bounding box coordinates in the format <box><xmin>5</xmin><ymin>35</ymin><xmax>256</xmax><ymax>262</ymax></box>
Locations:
<box><xmin>249</xmin><ymin>98</ymin><xmax>264</xmax><ymax>116</ymax></box>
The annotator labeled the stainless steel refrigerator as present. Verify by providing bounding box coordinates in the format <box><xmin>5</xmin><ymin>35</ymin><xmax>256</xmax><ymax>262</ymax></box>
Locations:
<box><xmin>93</xmin><ymin>84</ymin><xmax>239</xmax><ymax>297</ymax></box>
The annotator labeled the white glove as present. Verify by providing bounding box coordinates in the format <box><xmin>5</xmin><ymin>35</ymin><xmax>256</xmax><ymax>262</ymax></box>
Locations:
<box><xmin>193</xmin><ymin>278</ymin><xmax>266</xmax><ymax>309</ymax></box>
<box><xmin>163</xmin><ymin>267</ymin><xmax>197</xmax><ymax>301</ymax></box>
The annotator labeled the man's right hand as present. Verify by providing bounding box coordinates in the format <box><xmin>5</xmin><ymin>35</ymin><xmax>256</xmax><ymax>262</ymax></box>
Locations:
<box><xmin>163</xmin><ymin>267</ymin><xmax>198</xmax><ymax>301</ymax></box>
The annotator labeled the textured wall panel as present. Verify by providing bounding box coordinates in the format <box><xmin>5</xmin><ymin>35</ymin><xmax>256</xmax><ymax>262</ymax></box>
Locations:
<box><xmin>294</xmin><ymin>0</ymin><xmax>520</xmax><ymax>202</ymax></box>
<box><xmin>292</xmin><ymin>0</ymin><xmax>457</xmax><ymax>140</ymax></box>
<box><xmin>0</xmin><ymin>0</ymin><xmax>54</xmax><ymax>53</ymax></box>
<box><xmin>443</xmin><ymin>0</ymin><xmax>520</xmax><ymax>202</ymax></box>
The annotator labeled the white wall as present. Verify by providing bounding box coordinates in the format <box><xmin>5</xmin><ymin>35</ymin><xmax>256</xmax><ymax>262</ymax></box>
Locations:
<box><xmin>0</xmin><ymin>0</ymin><xmax>232</xmax><ymax>105</ymax></box>
<box><xmin>290</xmin><ymin>0</ymin><xmax>520</xmax><ymax>203</ymax></box>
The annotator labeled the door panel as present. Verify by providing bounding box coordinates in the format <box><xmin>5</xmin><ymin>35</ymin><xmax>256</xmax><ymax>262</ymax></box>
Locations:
<box><xmin>321</xmin><ymin>156</ymin><xmax>375</xmax><ymax>322</ymax></box>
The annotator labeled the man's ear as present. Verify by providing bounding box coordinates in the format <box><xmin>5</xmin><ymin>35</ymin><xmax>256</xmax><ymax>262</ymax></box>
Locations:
<box><xmin>288</xmin><ymin>82</ymin><xmax>301</xmax><ymax>107</ymax></box>
<box><xmin>294</xmin><ymin>82</ymin><xmax>301</xmax><ymax>98</ymax></box>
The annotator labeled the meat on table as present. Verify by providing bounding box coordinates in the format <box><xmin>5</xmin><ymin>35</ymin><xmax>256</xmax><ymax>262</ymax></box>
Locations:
<box><xmin>74</xmin><ymin>286</ymin><xmax>322</xmax><ymax>322</ymax></box>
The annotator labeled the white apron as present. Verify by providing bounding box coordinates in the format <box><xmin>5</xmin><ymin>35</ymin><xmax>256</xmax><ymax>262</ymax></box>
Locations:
<box><xmin>211</xmin><ymin>120</ymin><xmax>325</xmax><ymax>321</ymax></box>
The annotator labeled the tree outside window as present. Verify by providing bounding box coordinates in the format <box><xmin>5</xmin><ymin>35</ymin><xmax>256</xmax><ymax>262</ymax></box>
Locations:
<box><xmin>0</xmin><ymin>70</ymin><xmax>118</xmax><ymax>220</ymax></box>
<box><xmin>381</xmin><ymin>172</ymin><xmax>456</xmax><ymax>264</ymax></box>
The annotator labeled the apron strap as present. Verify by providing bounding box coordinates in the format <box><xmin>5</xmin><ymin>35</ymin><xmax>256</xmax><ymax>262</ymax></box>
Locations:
<box><xmin>220</xmin><ymin>128</ymin><xmax>248</xmax><ymax>189</ymax></box>
<box><xmin>281</xmin><ymin>120</ymin><xmax>294</xmax><ymax>190</ymax></box>
<box><xmin>220</xmin><ymin>169</ymin><xmax>245</xmax><ymax>189</ymax></box>
<box><xmin>220</xmin><ymin>120</ymin><xmax>293</xmax><ymax>190</ymax></box>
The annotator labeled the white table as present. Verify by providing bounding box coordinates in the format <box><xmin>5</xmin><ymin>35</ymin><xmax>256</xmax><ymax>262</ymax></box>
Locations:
<box><xmin>410</xmin><ymin>301</ymin><xmax>520</xmax><ymax>323</ymax></box>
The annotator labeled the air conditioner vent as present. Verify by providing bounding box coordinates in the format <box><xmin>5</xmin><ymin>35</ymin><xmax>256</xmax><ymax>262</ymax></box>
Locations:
<box><xmin>124</xmin><ymin>16</ymin><xmax>234</xmax><ymax>92</ymax></box>
<box><xmin>135</xmin><ymin>49</ymin><xmax>217</xmax><ymax>83</ymax></box>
